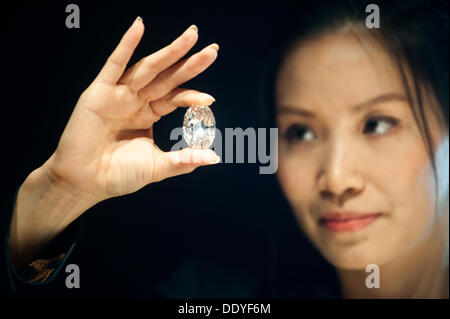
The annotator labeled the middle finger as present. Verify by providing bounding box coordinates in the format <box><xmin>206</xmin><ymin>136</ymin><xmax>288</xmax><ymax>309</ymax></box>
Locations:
<box><xmin>138</xmin><ymin>43</ymin><xmax>219</xmax><ymax>102</ymax></box>
<box><xmin>119</xmin><ymin>24</ymin><xmax>199</xmax><ymax>91</ymax></box>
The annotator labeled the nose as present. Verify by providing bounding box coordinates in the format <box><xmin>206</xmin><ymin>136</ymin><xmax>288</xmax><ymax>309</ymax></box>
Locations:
<box><xmin>318</xmin><ymin>138</ymin><xmax>366</xmax><ymax>205</ymax></box>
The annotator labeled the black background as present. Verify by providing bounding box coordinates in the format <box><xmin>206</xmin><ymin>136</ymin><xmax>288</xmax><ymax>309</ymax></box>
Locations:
<box><xmin>1</xmin><ymin>1</ymin><xmax>339</xmax><ymax>298</ymax></box>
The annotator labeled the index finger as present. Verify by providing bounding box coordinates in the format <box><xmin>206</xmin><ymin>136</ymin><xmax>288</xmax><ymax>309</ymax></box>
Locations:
<box><xmin>94</xmin><ymin>16</ymin><xmax>145</xmax><ymax>84</ymax></box>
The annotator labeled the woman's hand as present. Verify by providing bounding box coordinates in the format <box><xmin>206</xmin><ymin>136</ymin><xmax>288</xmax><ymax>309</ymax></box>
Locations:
<box><xmin>45</xmin><ymin>17</ymin><xmax>220</xmax><ymax>203</ymax></box>
<box><xmin>8</xmin><ymin>17</ymin><xmax>220</xmax><ymax>270</ymax></box>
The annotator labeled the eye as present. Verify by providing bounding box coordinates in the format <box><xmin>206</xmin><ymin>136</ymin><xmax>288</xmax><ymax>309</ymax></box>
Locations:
<box><xmin>284</xmin><ymin>124</ymin><xmax>316</xmax><ymax>142</ymax></box>
<box><xmin>363</xmin><ymin>116</ymin><xmax>399</xmax><ymax>136</ymax></box>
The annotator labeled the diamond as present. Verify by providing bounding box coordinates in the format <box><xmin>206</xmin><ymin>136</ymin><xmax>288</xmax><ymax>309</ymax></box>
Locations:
<box><xmin>183</xmin><ymin>105</ymin><xmax>216</xmax><ymax>149</ymax></box>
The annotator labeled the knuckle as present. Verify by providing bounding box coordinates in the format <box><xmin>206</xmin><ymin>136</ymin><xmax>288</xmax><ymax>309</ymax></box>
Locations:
<box><xmin>149</xmin><ymin>102</ymin><xmax>163</xmax><ymax>119</ymax></box>
<box><xmin>185</xmin><ymin>61</ymin><xmax>199</xmax><ymax>73</ymax></box>
<box><xmin>107</xmin><ymin>55</ymin><xmax>126</xmax><ymax>69</ymax></box>
<box><xmin>142</xmin><ymin>56</ymin><xmax>162</xmax><ymax>75</ymax></box>
<box><xmin>158</xmin><ymin>80</ymin><xmax>172</xmax><ymax>96</ymax></box>
<box><xmin>166</xmin><ymin>44</ymin><xmax>180</xmax><ymax>58</ymax></box>
<box><xmin>137</xmin><ymin>89</ymin><xmax>151</xmax><ymax>102</ymax></box>
<box><xmin>116</xmin><ymin>85</ymin><xmax>130</xmax><ymax>99</ymax></box>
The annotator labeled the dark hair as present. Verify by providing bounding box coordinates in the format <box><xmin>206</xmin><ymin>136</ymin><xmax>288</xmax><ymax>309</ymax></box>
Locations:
<box><xmin>259</xmin><ymin>0</ymin><xmax>449</xmax><ymax>201</ymax></box>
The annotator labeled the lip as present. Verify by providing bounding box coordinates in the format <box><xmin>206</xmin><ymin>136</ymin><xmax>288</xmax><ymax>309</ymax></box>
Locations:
<box><xmin>319</xmin><ymin>212</ymin><xmax>382</xmax><ymax>232</ymax></box>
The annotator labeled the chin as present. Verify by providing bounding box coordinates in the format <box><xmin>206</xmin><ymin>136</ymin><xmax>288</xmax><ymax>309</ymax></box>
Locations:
<box><xmin>328</xmin><ymin>255</ymin><xmax>376</xmax><ymax>270</ymax></box>
<box><xmin>315</xmin><ymin>238</ymin><xmax>393</xmax><ymax>270</ymax></box>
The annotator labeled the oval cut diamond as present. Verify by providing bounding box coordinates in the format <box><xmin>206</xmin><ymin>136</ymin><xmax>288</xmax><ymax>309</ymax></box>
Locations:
<box><xmin>182</xmin><ymin>105</ymin><xmax>216</xmax><ymax>149</ymax></box>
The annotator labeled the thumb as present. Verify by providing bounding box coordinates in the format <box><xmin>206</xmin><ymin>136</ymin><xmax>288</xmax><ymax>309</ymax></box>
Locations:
<box><xmin>152</xmin><ymin>148</ymin><xmax>220</xmax><ymax>182</ymax></box>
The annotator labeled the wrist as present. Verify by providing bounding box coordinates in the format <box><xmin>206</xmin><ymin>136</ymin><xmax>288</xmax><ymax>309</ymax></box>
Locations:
<box><xmin>40</xmin><ymin>154</ymin><xmax>102</xmax><ymax>210</ymax></box>
<box><xmin>8</xmin><ymin>161</ymin><xmax>96</xmax><ymax>270</ymax></box>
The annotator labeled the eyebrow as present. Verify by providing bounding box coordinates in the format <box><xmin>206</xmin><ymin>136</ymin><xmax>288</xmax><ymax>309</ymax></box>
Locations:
<box><xmin>351</xmin><ymin>92</ymin><xmax>407</xmax><ymax>112</ymax></box>
<box><xmin>277</xmin><ymin>93</ymin><xmax>408</xmax><ymax>117</ymax></box>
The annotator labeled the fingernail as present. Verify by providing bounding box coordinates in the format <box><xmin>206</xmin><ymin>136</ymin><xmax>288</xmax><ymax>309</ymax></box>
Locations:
<box><xmin>188</xmin><ymin>24</ymin><xmax>198</xmax><ymax>33</ymax></box>
<box><xmin>136</xmin><ymin>16</ymin><xmax>143</xmax><ymax>23</ymax></box>
<box><xmin>206</xmin><ymin>152</ymin><xmax>220</xmax><ymax>164</ymax></box>
<box><xmin>200</xmin><ymin>93</ymin><xmax>216</xmax><ymax>102</ymax></box>
<box><xmin>211</xmin><ymin>154</ymin><xmax>221</xmax><ymax>164</ymax></box>
<box><xmin>207</xmin><ymin>43</ymin><xmax>219</xmax><ymax>51</ymax></box>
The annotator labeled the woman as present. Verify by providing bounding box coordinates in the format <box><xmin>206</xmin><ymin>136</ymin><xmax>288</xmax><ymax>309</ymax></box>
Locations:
<box><xmin>4</xmin><ymin>0</ymin><xmax>448</xmax><ymax>298</ymax></box>
<box><xmin>262</xmin><ymin>0</ymin><xmax>449</xmax><ymax>298</ymax></box>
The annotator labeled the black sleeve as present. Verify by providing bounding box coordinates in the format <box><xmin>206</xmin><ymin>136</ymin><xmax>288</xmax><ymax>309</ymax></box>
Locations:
<box><xmin>1</xmin><ymin>184</ymin><xmax>84</xmax><ymax>297</ymax></box>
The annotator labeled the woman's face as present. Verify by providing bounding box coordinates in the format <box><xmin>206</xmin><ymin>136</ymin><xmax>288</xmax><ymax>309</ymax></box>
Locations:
<box><xmin>276</xmin><ymin>30</ymin><xmax>448</xmax><ymax>270</ymax></box>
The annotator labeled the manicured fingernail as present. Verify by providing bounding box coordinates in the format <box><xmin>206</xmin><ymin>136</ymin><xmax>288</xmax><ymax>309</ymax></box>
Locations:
<box><xmin>208</xmin><ymin>43</ymin><xmax>219</xmax><ymax>51</ymax></box>
<box><xmin>205</xmin><ymin>151</ymin><xmax>220</xmax><ymax>164</ymax></box>
<box><xmin>188</xmin><ymin>24</ymin><xmax>198</xmax><ymax>33</ymax></box>
<box><xmin>211</xmin><ymin>154</ymin><xmax>221</xmax><ymax>164</ymax></box>
<box><xmin>200</xmin><ymin>93</ymin><xmax>215</xmax><ymax>102</ymax></box>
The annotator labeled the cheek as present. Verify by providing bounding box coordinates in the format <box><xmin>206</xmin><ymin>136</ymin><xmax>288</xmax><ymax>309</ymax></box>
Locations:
<box><xmin>367</xmin><ymin>134</ymin><xmax>437</xmax><ymax>245</ymax></box>
<box><xmin>277</xmin><ymin>150</ymin><xmax>317</xmax><ymax>207</ymax></box>
<box><xmin>377</xmin><ymin>139</ymin><xmax>433</xmax><ymax>205</ymax></box>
